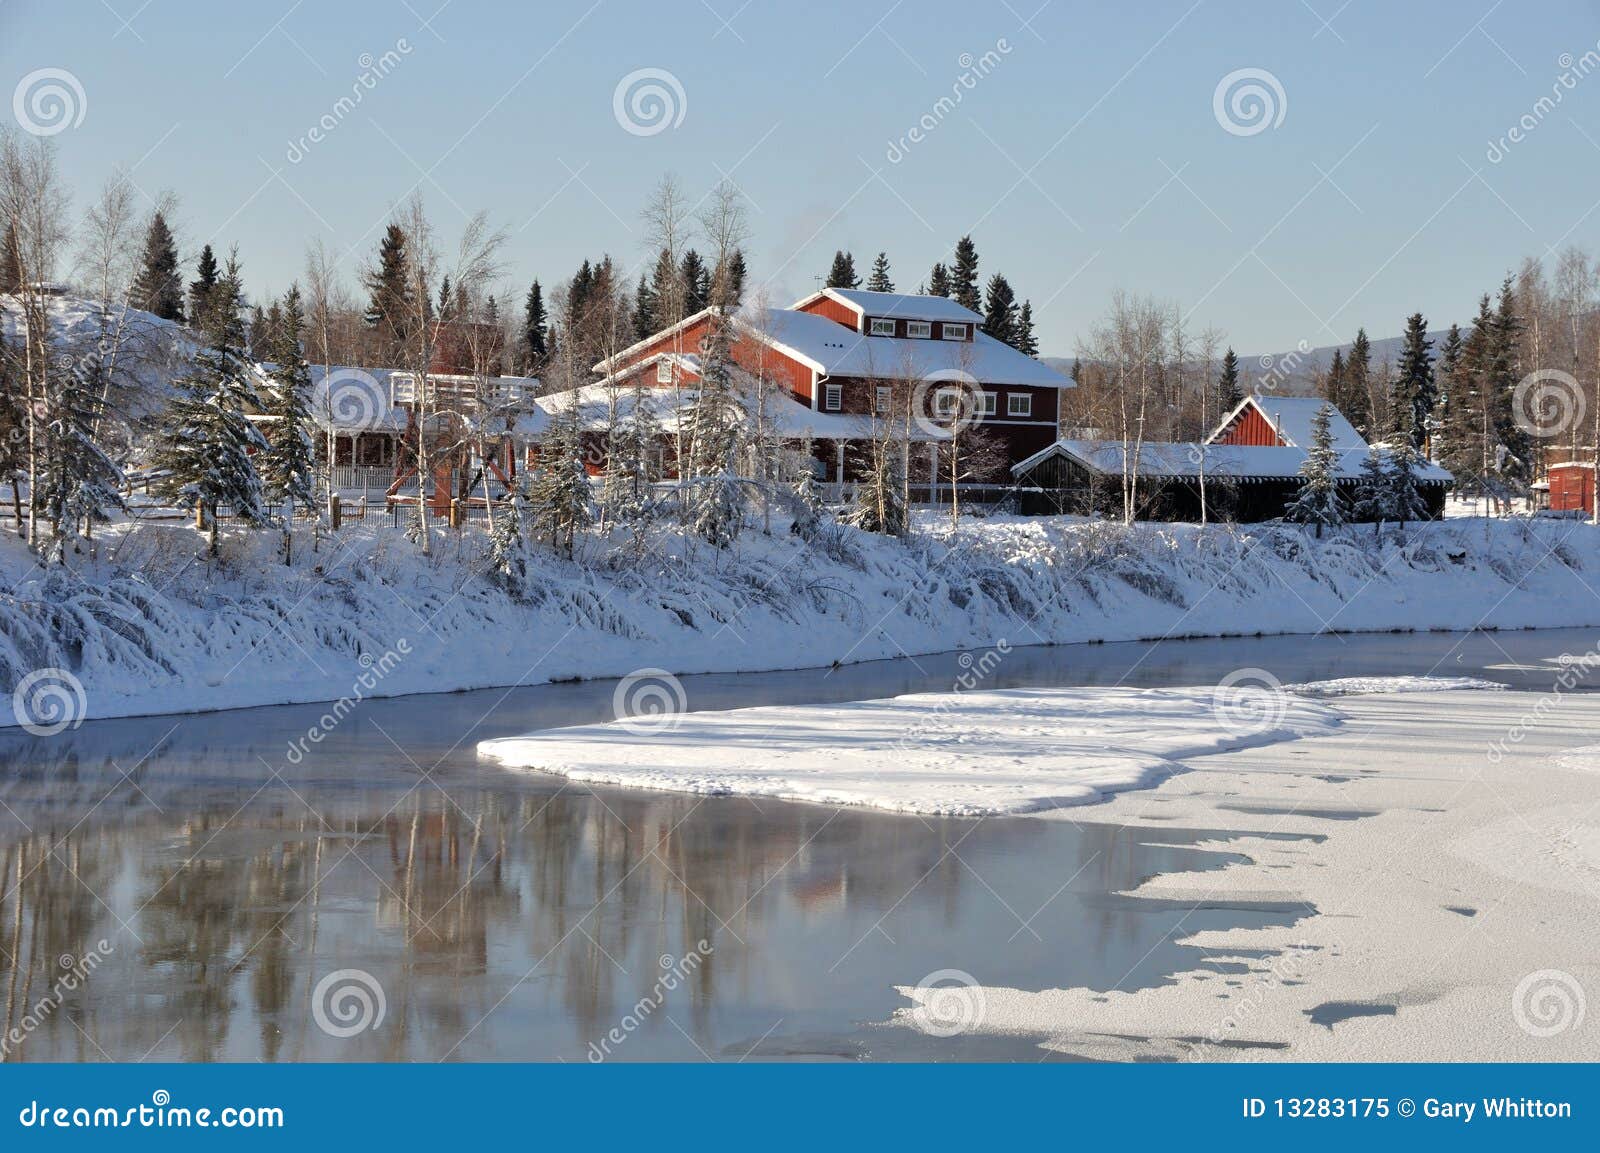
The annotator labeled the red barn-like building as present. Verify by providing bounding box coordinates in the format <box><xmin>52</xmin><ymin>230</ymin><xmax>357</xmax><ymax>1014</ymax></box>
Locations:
<box><xmin>573</xmin><ymin>288</ymin><xmax>1072</xmax><ymax>488</ymax></box>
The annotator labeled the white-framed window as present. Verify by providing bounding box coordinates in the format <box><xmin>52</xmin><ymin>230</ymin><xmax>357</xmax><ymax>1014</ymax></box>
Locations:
<box><xmin>869</xmin><ymin>317</ymin><xmax>896</xmax><ymax>336</ymax></box>
<box><xmin>906</xmin><ymin>320</ymin><xmax>932</xmax><ymax>339</ymax></box>
<box><xmin>824</xmin><ymin>382</ymin><xmax>843</xmax><ymax>410</ymax></box>
<box><xmin>941</xmin><ymin>323</ymin><xmax>968</xmax><ymax>341</ymax></box>
<box><xmin>1007</xmin><ymin>392</ymin><xmax>1032</xmax><ymax>417</ymax></box>
<box><xmin>655</xmin><ymin>360</ymin><xmax>673</xmax><ymax>383</ymax></box>
<box><xmin>934</xmin><ymin>388</ymin><xmax>960</xmax><ymax>417</ymax></box>
<box><xmin>978</xmin><ymin>391</ymin><xmax>997</xmax><ymax>416</ymax></box>
<box><xmin>875</xmin><ymin>385</ymin><xmax>893</xmax><ymax>413</ymax></box>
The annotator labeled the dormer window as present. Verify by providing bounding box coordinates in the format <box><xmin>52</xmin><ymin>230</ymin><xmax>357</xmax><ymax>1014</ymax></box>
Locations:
<box><xmin>941</xmin><ymin>323</ymin><xmax>968</xmax><ymax>341</ymax></box>
<box><xmin>869</xmin><ymin>318</ymin><xmax>896</xmax><ymax>336</ymax></box>
<box><xmin>906</xmin><ymin>321</ymin><xmax>932</xmax><ymax>339</ymax></box>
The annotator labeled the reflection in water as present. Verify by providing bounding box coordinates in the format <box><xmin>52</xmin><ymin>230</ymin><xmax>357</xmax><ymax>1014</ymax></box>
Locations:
<box><xmin>6</xmin><ymin>626</ymin><xmax>1582</xmax><ymax>1062</ymax></box>
<box><xmin>0</xmin><ymin>737</ymin><xmax>1268</xmax><ymax>1061</ymax></box>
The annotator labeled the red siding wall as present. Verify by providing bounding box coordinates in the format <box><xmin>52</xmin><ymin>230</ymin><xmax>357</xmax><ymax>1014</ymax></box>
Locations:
<box><xmin>607</xmin><ymin>316</ymin><xmax>815</xmax><ymax>405</ymax></box>
<box><xmin>797</xmin><ymin>295</ymin><xmax>860</xmax><ymax>330</ymax></box>
<box><xmin>1212</xmin><ymin>405</ymin><xmax>1282</xmax><ymax>447</ymax></box>
<box><xmin>1549</xmin><ymin>464</ymin><xmax>1594</xmax><ymax>514</ymax></box>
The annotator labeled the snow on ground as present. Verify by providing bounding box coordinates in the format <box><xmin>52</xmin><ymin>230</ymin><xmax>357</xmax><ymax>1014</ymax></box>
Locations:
<box><xmin>477</xmin><ymin>686</ymin><xmax>1346</xmax><ymax>815</ymax></box>
<box><xmin>888</xmin><ymin>688</ymin><xmax>1600</xmax><ymax>1061</ymax></box>
<box><xmin>4</xmin><ymin>510</ymin><xmax>1600</xmax><ymax>726</ymax></box>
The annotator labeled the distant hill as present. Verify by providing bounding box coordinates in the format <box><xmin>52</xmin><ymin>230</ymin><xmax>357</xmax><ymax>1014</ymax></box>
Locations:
<box><xmin>1043</xmin><ymin>327</ymin><xmax>1457</xmax><ymax>397</ymax></box>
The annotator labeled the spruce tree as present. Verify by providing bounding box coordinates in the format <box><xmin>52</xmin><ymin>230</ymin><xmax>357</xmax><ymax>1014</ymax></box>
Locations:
<box><xmin>1342</xmin><ymin>328</ymin><xmax>1372</xmax><ymax>434</ymax></box>
<box><xmin>950</xmin><ymin>236</ymin><xmax>981</xmax><ymax>313</ymax></box>
<box><xmin>601</xmin><ymin>387</ymin><xmax>659</xmax><ymax>534</ymax></box>
<box><xmin>825</xmin><ymin>250</ymin><xmax>860</xmax><ymax>290</ymax></box>
<box><xmin>522</xmin><ymin>280</ymin><xmax>548</xmax><ymax>373</ymax></box>
<box><xmin>1489</xmin><ymin>275</ymin><xmax>1529</xmax><ymax>492</ymax></box>
<box><xmin>679</xmin><ymin>250</ymin><xmax>710</xmax><ymax>313</ymax></box>
<box><xmin>1386</xmin><ymin>442</ymin><xmax>1430</xmax><ymax>529</ymax></box>
<box><xmin>1352</xmin><ymin>446</ymin><xmax>1392</xmax><ymax>535</ymax></box>
<box><xmin>632</xmin><ymin>276</ymin><xmax>657</xmax><ymax>343</ymax></box>
<box><xmin>189</xmin><ymin>244</ymin><xmax>220</xmax><ymax>327</ymax></box>
<box><xmin>1391</xmin><ymin>312</ymin><xmax>1435</xmax><ymax>449</ymax></box>
<box><xmin>1438</xmin><ymin>301</ymin><xmax>1494</xmax><ymax>501</ymax></box>
<box><xmin>717</xmin><ymin>249</ymin><xmax>747</xmax><ymax>308</ymax></box>
<box><xmin>151</xmin><ymin>251</ymin><xmax>268</xmax><ymax>555</ymax></box>
<box><xmin>1219</xmin><ymin>347</ymin><xmax>1243</xmax><ymax>408</ymax></box>
<box><xmin>529</xmin><ymin>402</ymin><xmax>591</xmax><ymax>557</ymax></box>
<box><xmin>487</xmin><ymin>476</ymin><xmax>531</xmax><ymax>597</ymax></box>
<box><xmin>260</xmin><ymin>285</ymin><xmax>317</xmax><ymax>554</ymax></box>
<box><xmin>866</xmin><ymin>251</ymin><xmax>894</xmax><ymax>293</ymax></box>
<box><xmin>34</xmin><ymin>348</ymin><xmax>125</xmax><ymax>558</ymax></box>
<box><xmin>927</xmin><ymin>262</ymin><xmax>951</xmax><ymax>298</ymax></box>
<box><xmin>363</xmin><ymin>223</ymin><xmax>412</xmax><ymax>359</ymax></box>
<box><xmin>1285</xmin><ymin>403</ymin><xmax>1345</xmax><ymax>537</ymax></box>
<box><xmin>685</xmin><ymin>302</ymin><xmax>746</xmax><ymax>547</ymax></box>
<box><xmin>982</xmin><ymin>273</ymin><xmax>1018</xmax><ymax>346</ymax></box>
<box><xmin>1322</xmin><ymin>348</ymin><xmax>1345</xmax><ymax>406</ymax></box>
<box><xmin>131</xmin><ymin>211</ymin><xmax>184</xmax><ymax>322</ymax></box>
<box><xmin>1015</xmin><ymin>300</ymin><xmax>1038</xmax><ymax>357</ymax></box>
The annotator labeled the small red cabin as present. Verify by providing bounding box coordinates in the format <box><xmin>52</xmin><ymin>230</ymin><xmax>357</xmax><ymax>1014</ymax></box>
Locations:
<box><xmin>1547</xmin><ymin>461</ymin><xmax>1595</xmax><ymax>516</ymax></box>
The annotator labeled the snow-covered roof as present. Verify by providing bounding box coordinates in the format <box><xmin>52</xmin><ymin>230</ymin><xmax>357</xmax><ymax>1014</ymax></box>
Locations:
<box><xmin>752</xmin><ymin>307</ymin><xmax>1068</xmax><ymax>388</ymax></box>
<box><xmin>1209</xmin><ymin>394</ymin><xmax>1368</xmax><ymax>450</ymax></box>
<box><xmin>540</xmin><ymin>380</ymin><xmax>949</xmax><ymax>442</ymax></box>
<box><xmin>298</xmin><ymin>366</ymin><xmax>408</xmax><ymax>434</ymax></box>
<box><xmin>1013</xmin><ymin>439</ymin><xmax>1453</xmax><ymax>484</ymax></box>
<box><xmin>797</xmin><ymin>287</ymin><xmax>986</xmax><ymax>326</ymax></box>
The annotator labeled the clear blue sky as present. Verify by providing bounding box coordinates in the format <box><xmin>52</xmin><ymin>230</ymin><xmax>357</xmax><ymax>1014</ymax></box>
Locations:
<box><xmin>5</xmin><ymin>0</ymin><xmax>1599</xmax><ymax>356</ymax></box>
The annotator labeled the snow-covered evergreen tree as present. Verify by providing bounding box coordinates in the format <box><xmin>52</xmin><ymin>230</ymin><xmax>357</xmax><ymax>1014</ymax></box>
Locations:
<box><xmin>846</xmin><ymin>444</ymin><xmax>906</xmax><ymax>535</ymax></box>
<box><xmin>950</xmin><ymin>236</ymin><xmax>981</xmax><ymax>313</ymax></box>
<box><xmin>34</xmin><ymin>348</ymin><xmax>124</xmax><ymax>559</ymax></box>
<box><xmin>1391</xmin><ymin>312</ymin><xmax>1435</xmax><ymax>449</ymax></box>
<box><xmin>927</xmin><ymin>262</ymin><xmax>952</xmax><ymax>298</ymax></box>
<box><xmin>487</xmin><ymin>476</ymin><xmax>531</xmax><ymax>596</ymax></box>
<box><xmin>685</xmin><ymin>308</ymin><xmax>747</xmax><ymax>547</ymax></box>
<box><xmin>130</xmin><ymin>211</ymin><xmax>184</xmax><ymax>322</ymax></box>
<box><xmin>982</xmin><ymin>273</ymin><xmax>1018</xmax><ymax>346</ymax></box>
<box><xmin>1352</xmin><ymin>446</ymin><xmax>1393</xmax><ymax>534</ymax></box>
<box><xmin>150</xmin><ymin>255</ymin><xmax>268</xmax><ymax>555</ymax></box>
<box><xmin>529</xmin><ymin>401</ymin><xmax>591</xmax><ymax>557</ymax></box>
<box><xmin>1386</xmin><ymin>440</ymin><xmax>1431</xmax><ymax>529</ymax></box>
<box><xmin>1285</xmin><ymin>402</ymin><xmax>1345</xmax><ymax>537</ymax></box>
<box><xmin>260</xmin><ymin>286</ymin><xmax>317</xmax><ymax>562</ymax></box>
<box><xmin>790</xmin><ymin>467</ymin><xmax>824</xmax><ymax>539</ymax></box>
<box><xmin>601</xmin><ymin>385</ymin><xmax>658</xmax><ymax>534</ymax></box>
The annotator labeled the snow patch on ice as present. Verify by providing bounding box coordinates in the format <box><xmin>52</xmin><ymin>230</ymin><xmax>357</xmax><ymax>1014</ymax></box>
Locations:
<box><xmin>476</xmin><ymin>686</ymin><xmax>1345</xmax><ymax>815</ymax></box>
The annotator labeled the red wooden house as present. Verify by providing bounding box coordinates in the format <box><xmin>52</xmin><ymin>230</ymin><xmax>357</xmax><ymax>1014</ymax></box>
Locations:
<box><xmin>574</xmin><ymin>288</ymin><xmax>1072</xmax><ymax>489</ymax></box>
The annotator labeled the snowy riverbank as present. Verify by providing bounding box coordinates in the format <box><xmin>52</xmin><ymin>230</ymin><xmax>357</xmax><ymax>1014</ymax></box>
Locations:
<box><xmin>3</xmin><ymin>511</ymin><xmax>1599</xmax><ymax>727</ymax></box>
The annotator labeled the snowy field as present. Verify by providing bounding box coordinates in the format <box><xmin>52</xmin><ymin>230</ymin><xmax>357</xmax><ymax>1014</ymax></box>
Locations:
<box><xmin>888</xmin><ymin>686</ymin><xmax>1600</xmax><ymax>1061</ymax></box>
<box><xmin>4</xmin><ymin>510</ymin><xmax>1600</xmax><ymax>726</ymax></box>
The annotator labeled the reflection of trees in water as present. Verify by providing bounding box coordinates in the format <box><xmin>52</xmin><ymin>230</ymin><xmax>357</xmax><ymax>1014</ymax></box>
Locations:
<box><xmin>1</xmin><ymin>829</ymin><xmax>118</xmax><ymax>1061</ymax></box>
<box><xmin>0</xmin><ymin>772</ymin><xmax>1054</xmax><ymax>1060</ymax></box>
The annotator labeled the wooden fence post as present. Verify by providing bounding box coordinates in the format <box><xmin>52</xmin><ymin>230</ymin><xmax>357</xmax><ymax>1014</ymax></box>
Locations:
<box><xmin>330</xmin><ymin>495</ymin><xmax>342</xmax><ymax>531</ymax></box>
